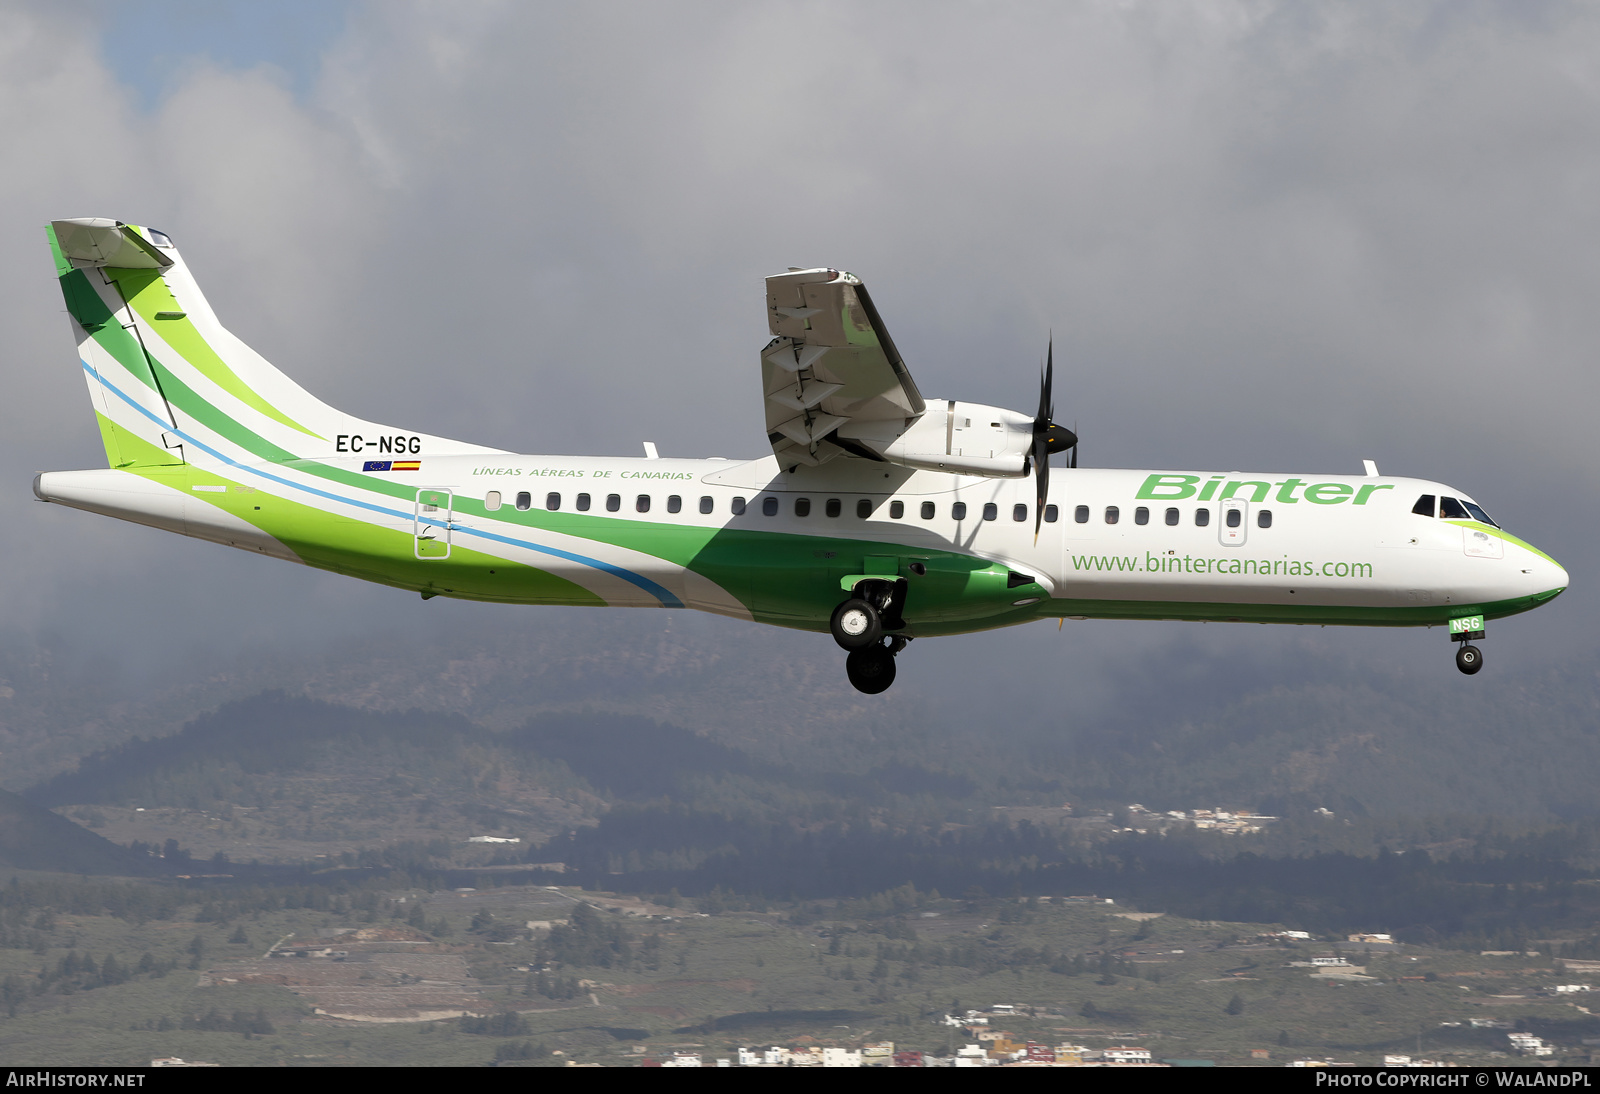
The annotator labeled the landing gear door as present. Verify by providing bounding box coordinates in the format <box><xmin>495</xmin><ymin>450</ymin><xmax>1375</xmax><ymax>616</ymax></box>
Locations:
<box><xmin>1219</xmin><ymin>499</ymin><xmax>1248</xmax><ymax>547</ymax></box>
<box><xmin>415</xmin><ymin>488</ymin><xmax>453</xmax><ymax>559</ymax></box>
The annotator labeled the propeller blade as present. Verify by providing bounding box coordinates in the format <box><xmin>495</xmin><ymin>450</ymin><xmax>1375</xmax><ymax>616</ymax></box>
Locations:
<box><xmin>1038</xmin><ymin>338</ymin><xmax>1054</xmax><ymax>425</ymax></box>
<box><xmin>1032</xmin><ymin>340</ymin><xmax>1056</xmax><ymax>542</ymax></box>
<box><xmin>1033</xmin><ymin>432</ymin><xmax>1050</xmax><ymax>542</ymax></box>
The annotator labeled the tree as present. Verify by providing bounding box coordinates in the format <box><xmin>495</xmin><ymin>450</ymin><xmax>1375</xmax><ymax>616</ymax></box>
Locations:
<box><xmin>1226</xmin><ymin>994</ymin><xmax>1245</xmax><ymax>1016</ymax></box>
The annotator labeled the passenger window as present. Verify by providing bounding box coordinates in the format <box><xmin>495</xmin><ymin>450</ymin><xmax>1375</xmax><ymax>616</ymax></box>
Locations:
<box><xmin>1134</xmin><ymin>507</ymin><xmax>1149</xmax><ymax>526</ymax></box>
<box><xmin>1074</xmin><ymin>505</ymin><xmax>1089</xmax><ymax>524</ymax></box>
<box><xmin>1440</xmin><ymin>496</ymin><xmax>1470</xmax><ymax>520</ymax></box>
<box><xmin>1013</xmin><ymin>504</ymin><xmax>1028</xmax><ymax>522</ymax></box>
<box><xmin>546</xmin><ymin>492</ymin><xmax>560</xmax><ymax>511</ymax></box>
<box><xmin>1195</xmin><ymin>508</ymin><xmax>1210</xmax><ymax>527</ymax></box>
<box><xmin>890</xmin><ymin>500</ymin><xmax>905</xmax><ymax>519</ymax></box>
<box><xmin>1412</xmin><ymin>494</ymin><xmax>1436</xmax><ymax>517</ymax></box>
<box><xmin>667</xmin><ymin>495</ymin><xmax>682</xmax><ymax>514</ymax></box>
<box><xmin>795</xmin><ymin>497</ymin><xmax>811</xmax><ymax>517</ymax></box>
<box><xmin>952</xmin><ymin>502</ymin><xmax>967</xmax><ymax>520</ymax></box>
<box><xmin>825</xmin><ymin>498</ymin><xmax>841</xmax><ymax>518</ymax></box>
<box><xmin>921</xmin><ymin>501</ymin><xmax>936</xmax><ymax>520</ymax></box>
<box><xmin>731</xmin><ymin>496</ymin><xmax>746</xmax><ymax>515</ymax></box>
<box><xmin>576</xmin><ymin>493</ymin><xmax>591</xmax><ymax>512</ymax></box>
<box><xmin>606</xmin><ymin>493</ymin><xmax>621</xmax><ymax>512</ymax></box>
<box><xmin>1226</xmin><ymin>508</ymin><xmax>1241</xmax><ymax>528</ymax></box>
<box><xmin>1044</xmin><ymin>504</ymin><xmax>1058</xmax><ymax>523</ymax></box>
<box><xmin>636</xmin><ymin>495</ymin><xmax>651</xmax><ymax>513</ymax></box>
<box><xmin>983</xmin><ymin>503</ymin><xmax>998</xmax><ymax>521</ymax></box>
<box><xmin>762</xmin><ymin>497</ymin><xmax>779</xmax><ymax>516</ymax></box>
<box><xmin>857</xmin><ymin>499</ymin><xmax>874</xmax><ymax>518</ymax></box>
<box><xmin>1105</xmin><ymin>506</ymin><xmax>1119</xmax><ymax>525</ymax></box>
<box><xmin>515</xmin><ymin>491</ymin><xmax>531</xmax><ymax>511</ymax></box>
<box><xmin>699</xmin><ymin>496</ymin><xmax>713</xmax><ymax>514</ymax></box>
<box><xmin>1165</xmin><ymin>507</ymin><xmax>1179</xmax><ymax>526</ymax></box>
<box><xmin>1257</xmin><ymin>509</ymin><xmax>1272</xmax><ymax>529</ymax></box>
<box><xmin>484</xmin><ymin>490</ymin><xmax>502</xmax><ymax>511</ymax></box>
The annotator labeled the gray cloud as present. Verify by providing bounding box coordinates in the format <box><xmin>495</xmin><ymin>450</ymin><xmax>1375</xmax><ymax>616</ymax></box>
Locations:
<box><xmin>1</xmin><ymin>1</ymin><xmax>1591</xmax><ymax>713</ymax></box>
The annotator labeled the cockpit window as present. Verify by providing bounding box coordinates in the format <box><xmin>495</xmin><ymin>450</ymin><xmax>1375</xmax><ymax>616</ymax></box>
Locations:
<box><xmin>1440</xmin><ymin>496</ymin><xmax>1470</xmax><ymax>520</ymax></box>
<box><xmin>1412</xmin><ymin>494</ymin><xmax>1435</xmax><ymax>517</ymax></box>
<box><xmin>1462</xmin><ymin>501</ymin><xmax>1498</xmax><ymax>528</ymax></box>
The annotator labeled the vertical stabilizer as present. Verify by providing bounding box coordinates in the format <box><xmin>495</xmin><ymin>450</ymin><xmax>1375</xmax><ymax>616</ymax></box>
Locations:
<box><xmin>47</xmin><ymin>219</ymin><xmax>500</xmax><ymax>472</ymax></box>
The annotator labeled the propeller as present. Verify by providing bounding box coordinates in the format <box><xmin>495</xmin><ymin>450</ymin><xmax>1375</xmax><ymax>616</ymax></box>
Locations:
<box><xmin>1031</xmin><ymin>338</ymin><xmax>1078</xmax><ymax>541</ymax></box>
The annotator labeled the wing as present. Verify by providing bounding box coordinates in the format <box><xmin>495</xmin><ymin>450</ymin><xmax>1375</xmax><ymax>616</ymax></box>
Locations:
<box><xmin>761</xmin><ymin>269</ymin><xmax>925</xmax><ymax>467</ymax></box>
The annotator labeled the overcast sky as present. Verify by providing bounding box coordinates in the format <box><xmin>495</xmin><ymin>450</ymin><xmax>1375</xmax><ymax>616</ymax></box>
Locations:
<box><xmin>3</xmin><ymin>1</ymin><xmax>1595</xmax><ymax>717</ymax></box>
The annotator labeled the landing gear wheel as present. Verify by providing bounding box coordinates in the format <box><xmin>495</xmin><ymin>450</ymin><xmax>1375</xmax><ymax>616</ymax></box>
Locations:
<box><xmin>846</xmin><ymin>645</ymin><xmax>897</xmax><ymax>694</ymax></box>
<box><xmin>1456</xmin><ymin>644</ymin><xmax>1483</xmax><ymax>675</ymax></box>
<box><xmin>830</xmin><ymin>598</ymin><xmax>882</xmax><ymax>650</ymax></box>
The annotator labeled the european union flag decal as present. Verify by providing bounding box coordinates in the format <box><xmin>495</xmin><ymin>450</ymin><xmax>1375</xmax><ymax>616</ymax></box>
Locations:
<box><xmin>363</xmin><ymin>461</ymin><xmax>392</xmax><ymax>471</ymax></box>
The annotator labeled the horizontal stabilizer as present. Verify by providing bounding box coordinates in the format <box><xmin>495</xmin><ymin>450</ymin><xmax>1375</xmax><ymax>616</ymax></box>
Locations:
<box><xmin>52</xmin><ymin>219</ymin><xmax>172</xmax><ymax>270</ymax></box>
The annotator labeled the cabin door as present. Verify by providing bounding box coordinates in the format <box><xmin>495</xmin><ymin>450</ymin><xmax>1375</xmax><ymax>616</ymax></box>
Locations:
<box><xmin>414</xmin><ymin>488</ymin><xmax>453</xmax><ymax>559</ymax></box>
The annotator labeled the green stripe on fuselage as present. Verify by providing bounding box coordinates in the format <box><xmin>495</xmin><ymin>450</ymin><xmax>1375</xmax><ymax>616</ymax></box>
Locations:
<box><xmin>114</xmin><ymin>457</ymin><xmax>604</xmax><ymax>607</ymax></box>
<box><xmin>105</xmin><ymin>268</ymin><xmax>321</xmax><ymax>439</ymax></box>
<box><xmin>1028</xmin><ymin>588</ymin><xmax>1564</xmax><ymax>631</ymax></box>
<box><xmin>1444</xmin><ymin>520</ymin><xmax>1561</xmax><ymax>567</ymax></box>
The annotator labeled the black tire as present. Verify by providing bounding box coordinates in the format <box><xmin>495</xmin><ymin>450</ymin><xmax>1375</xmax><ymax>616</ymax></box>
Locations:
<box><xmin>830</xmin><ymin>598</ymin><xmax>882</xmax><ymax>650</ymax></box>
<box><xmin>846</xmin><ymin>646</ymin><xmax>897</xmax><ymax>694</ymax></box>
<box><xmin>1456</xmin><ymin>644</ymin><xmax>1483</xmax><ymax>675</ymax></box>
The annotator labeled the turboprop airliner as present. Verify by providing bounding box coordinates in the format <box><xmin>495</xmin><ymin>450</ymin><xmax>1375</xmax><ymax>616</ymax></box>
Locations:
<box><xmin>35</xmin><ymin>219</ymin><xmax>1568</xmax><ymax>693</ymax></box>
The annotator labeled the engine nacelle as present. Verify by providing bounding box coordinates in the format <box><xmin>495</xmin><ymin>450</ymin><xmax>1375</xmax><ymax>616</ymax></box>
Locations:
<box><xmin>839</xmin><ymin>400</ymin><xmax>1033</xmax><ymax>478</ymax></box>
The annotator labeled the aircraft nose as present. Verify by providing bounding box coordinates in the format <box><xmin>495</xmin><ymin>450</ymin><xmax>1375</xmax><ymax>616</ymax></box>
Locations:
<box><xmin>1521</xmin><ymin>546</ymin><xmax>1568</xmax><ymax>602</ymax></box>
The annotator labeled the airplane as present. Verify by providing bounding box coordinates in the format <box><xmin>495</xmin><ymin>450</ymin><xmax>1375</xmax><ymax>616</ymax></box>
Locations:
<box><xmin>34</xmin><ymin>219</ymin><xmax>1569</xmax><ymax>693</ymax></box>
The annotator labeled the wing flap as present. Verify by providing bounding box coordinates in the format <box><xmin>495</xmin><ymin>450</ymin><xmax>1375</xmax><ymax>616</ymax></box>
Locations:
<box><xmin>761</xmin><ymin>268</ymin><xmax>925</xmax><ymax>467</ymax></box>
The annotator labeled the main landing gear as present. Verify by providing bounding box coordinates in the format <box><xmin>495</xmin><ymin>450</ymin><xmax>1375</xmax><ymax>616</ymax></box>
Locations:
<box><xmin>831</xmin><ymin>582</ymin><xmax>910</xmax><ymax>694</ymax></box>
<box><xmin>845</xmin><ymin>636</ymin><xmax>910</xmax><ymax>694</ymax></box>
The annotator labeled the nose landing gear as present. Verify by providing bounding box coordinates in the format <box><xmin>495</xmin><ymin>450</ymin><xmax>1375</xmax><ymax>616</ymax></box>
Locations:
<box><xmin>1450</xmin><ymin>616</ymin><xmax>1486</xmax><ymax>675</ymax></box>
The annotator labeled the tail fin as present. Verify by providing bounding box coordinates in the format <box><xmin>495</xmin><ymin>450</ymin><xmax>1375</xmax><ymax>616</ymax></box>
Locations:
<box><xmin>48</xmin><ymin>219</ymin><xmax>495</xmax><ymax>471</ymax></box>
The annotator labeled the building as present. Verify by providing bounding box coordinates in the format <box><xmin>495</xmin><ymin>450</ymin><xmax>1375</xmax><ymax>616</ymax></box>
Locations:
<box><xmin>1508</xmin><ymin>1033</ymin><xmax>1555</xmax><ymax>1057</ymax></box>
<box><xmin>954</xmin><ymin>1044</ymin><xmax>996</xmax><ymax>1067</ymax></box>
<box><xmin>861</xmin><ymin>1042</ymin><xmax>894</xmax><ymax>1066</ymax></box>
